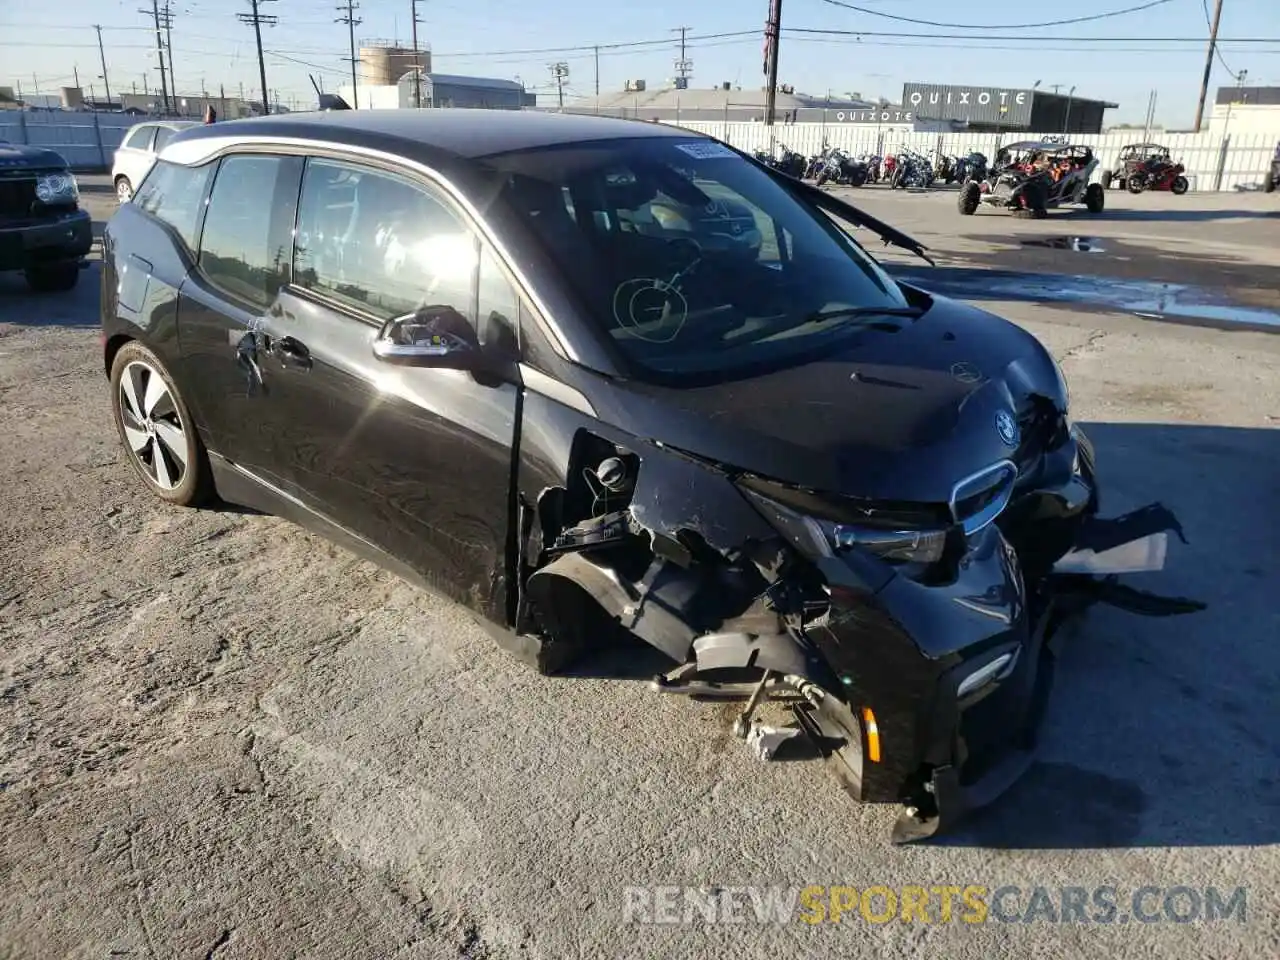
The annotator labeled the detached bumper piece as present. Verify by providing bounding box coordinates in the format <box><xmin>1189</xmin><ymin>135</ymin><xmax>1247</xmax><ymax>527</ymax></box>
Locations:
<box><xmin>892</xmin><ymin>502</ymin><xmax>1204</xmax><ymax>844</ymax></box>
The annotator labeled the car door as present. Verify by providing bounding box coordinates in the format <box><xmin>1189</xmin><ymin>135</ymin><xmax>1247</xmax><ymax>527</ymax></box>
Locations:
<box><xmin>176</xmin><ymin>152</ymin><xmax>305</xmax><ymax>488</ymax></box>
<box><xmin>116</xmin><ymin>124</ymin><xmax>155</xmax><ymax>187</ymax></box>
<box><xmin>265</xmin><ymin>156</ymin><xmax>521</xmax><ymax>619</ymax></box>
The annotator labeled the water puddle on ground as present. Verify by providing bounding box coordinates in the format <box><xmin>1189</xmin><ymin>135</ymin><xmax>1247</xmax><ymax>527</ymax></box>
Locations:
<box><xmin>890</xmin><ymin>267</ymin><xmax>1280</xmax><ymax>332</ymax></box>
<box><xmin>1020</xmin><ymin>236</ymin><xmax>1106</xmax><ymax>253</ymax></box>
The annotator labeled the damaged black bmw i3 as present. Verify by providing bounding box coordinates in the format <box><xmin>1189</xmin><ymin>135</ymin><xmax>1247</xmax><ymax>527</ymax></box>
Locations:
<box><xmin>100</xmin><ymin>110</ymin><xmax>1202</xmax><ymax>842</ymax></box>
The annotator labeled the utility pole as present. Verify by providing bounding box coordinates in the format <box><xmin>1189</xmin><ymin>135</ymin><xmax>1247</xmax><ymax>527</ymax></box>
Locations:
<box><xmin>336</xmin><ymin>1</ymin><xmax>361</xmax><ymax>109</ymax></box>
<box><xmin>238</xmin><ymin>0</ymin><xmax>277</xmax><ymax>116</ymax></box>
<box><xmin>763</xmin><ymin>0</ymin><xmax>782</xmax><ymax>126</ymax></box>
<box><xmin>74</xmin><ymin>65</ymin><xmax>80</xmax><ymax>89</ymax></box>
<box><xmin>594</xmin><ymin>45</ymin><xmax>599</xmax><ymax>99</ymax></box>
<box><xmin>549</xmin><ymin>62</ymin><xmax>568</xmax><ymax>112</ymax></box>
<box><xmin>672</xmin><ymin>26</ymin><xmax>692</xmax><ymax>89</ymax></box>
<box><xmin>410</xmin><ymin>0</ymin><xmax>423</xmax><ymax>108</ymax></box>
<box><xmin>161</xmin><ymin>3</ymin><xmax>176</xmax><ymax>106</ymax></box>
<box><xmin>140</xmin><ymin>1</ymin><xmax>170</xmax><ymax>113</ymax></box>
<box><xmin>1193</xmin><ymin>0</ymin><xmax>1225</xmax><ymax>132</ymax></box>
<box><xmin>93</xmin><ymin>25</ymin><xmax>113</xmax><ymax>106</ymax></box>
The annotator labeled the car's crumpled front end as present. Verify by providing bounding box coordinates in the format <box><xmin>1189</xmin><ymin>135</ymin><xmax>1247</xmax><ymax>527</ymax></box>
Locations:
<box><xmin>738</xmin><ymin>403</ymin><xmax>1197</xmax><ymax>841</ymax></box>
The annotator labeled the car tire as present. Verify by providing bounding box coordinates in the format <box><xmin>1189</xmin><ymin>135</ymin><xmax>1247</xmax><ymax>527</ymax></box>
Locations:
<box><xmin>1171</xmin><ymin>175</ymin><xmax>1189</xmax><ymax>195</ymax></box>
<box><xmin>1265</xmin><ymin>175</ymin><xmax>1276</xmax><ymax>194</ymax></box>
<box><xmin>24</xmin><ymin>261</ymin><xmax>80</xmax><ymax>292</ymax></box>
<box><xmin>115</xmin><ymin>176</ymin><xmax>133</xmax><ymax>203</ymax></box>
<box><xmin>110</xmin><ymin>341</ymin><xmax>214</xmax><ymax>508</ymax></box>
<box><xmin>815</xmin><ymin>171</ymin><xmax>828</xmax><ymax>186</ymax></box>
<box><xmin>1085</xmin><ymin>183</ymin><xmax>1106</xmax><ymax>214</ymax></box>
<box><xmin>957</xmin><ymin>180</ymin><xmax>981</xmax><ymax>215</ymax></box>
<box><xmin>1100</xmin><ymin>169</ymin><xmax>1113</xmax><ymax>190</ymax></box>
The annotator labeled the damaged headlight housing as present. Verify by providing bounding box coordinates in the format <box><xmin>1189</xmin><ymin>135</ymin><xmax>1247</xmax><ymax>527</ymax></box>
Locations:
<box><xmin>737</xmin><ymin>478</ymin><xmax>950</xmax><ymax>565</ymax></box>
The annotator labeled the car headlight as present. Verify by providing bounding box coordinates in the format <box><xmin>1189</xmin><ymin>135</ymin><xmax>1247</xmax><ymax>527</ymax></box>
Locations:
<box><xmin>737</xmin><ymin>479</ymin><xmax>949</xmax><ymax>565</ymax></box>
<box><xmin>956</xmin><ymin>648</ymin><xmax>1020</xmax><ymax>698</ymax></box>
<box><xmin>35</xmin><ymin>172</ymin><xmax>79</xmax><ymax>204</ymax></box>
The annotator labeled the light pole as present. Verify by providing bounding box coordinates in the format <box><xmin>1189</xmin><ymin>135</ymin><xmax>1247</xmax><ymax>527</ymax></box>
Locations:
<box><xmin>1062</xmin><ymin>85</ymin><xmax>1076</xmax><ymax>134</ymax></box>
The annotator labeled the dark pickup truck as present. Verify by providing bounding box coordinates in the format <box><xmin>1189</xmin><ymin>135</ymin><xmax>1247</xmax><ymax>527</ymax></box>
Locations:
<box><xmin>0</xmin><ymin>143</ymin><xmax>93</xmax><ymax>291</ymax></box>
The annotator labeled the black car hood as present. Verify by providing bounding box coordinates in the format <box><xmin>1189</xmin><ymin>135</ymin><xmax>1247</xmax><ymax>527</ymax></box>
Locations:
<box><xmin>0</xmin><ymin>144</ymin><xmax>68</xmax><ymax>172</ymax></box>
<box><xmin>586</xmin><ymin>294</ymin><xmax>1065</xmax><ymax>504</ymax></box>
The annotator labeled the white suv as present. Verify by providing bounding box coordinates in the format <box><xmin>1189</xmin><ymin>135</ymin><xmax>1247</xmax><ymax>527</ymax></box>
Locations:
<box><xmin>111</xmin><ymin>121</ymin><xmax>198</xmax><ymax>202</ymax></box>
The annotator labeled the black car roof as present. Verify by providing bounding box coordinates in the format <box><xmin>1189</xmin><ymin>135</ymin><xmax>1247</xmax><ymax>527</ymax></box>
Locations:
<box><xmin>171</xmin><ymin>108</ymin><xmax>693</xmax><ymax>163</ymax></box>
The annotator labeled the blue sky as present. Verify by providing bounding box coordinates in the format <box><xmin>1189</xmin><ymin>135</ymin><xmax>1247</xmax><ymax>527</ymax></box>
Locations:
<box><xmin>2</xmin><ymin>0</ymin><xmax>1276</xmax><ymax>126</ymax></box>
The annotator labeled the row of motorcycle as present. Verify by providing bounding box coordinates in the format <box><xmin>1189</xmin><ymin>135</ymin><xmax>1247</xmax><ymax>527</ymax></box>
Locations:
<box><xmin>752</xmin><ymin>143</ymin><xmax>991</xmax><ymax>191</ymax></box>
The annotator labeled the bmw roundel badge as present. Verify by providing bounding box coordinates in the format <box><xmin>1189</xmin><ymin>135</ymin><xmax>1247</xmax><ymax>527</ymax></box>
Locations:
<box><xmin>995</xmin><ymin>409</ymin><xmax>1019</xmax><ymax>447</ymax></box>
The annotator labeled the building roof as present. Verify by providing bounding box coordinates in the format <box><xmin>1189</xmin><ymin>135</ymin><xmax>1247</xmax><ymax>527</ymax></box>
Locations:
<box><xmin>1215</xmin><ymin>85</ymin><xmax>1280</xmax><ymax>106</ymax></box>
<box><xmin>415</xmin><ymin>72</ymin><xmax>525</xmax><ymax>92</ymax></box>
<box><xmin>562</xmin><ymin>86</ymin><xmax>874</xmax><ymax>114</ymax></box>
<box><xmin>165</xmin><ymin>108</ymin><xmax>692</xmax><ymax>165</ymax></box>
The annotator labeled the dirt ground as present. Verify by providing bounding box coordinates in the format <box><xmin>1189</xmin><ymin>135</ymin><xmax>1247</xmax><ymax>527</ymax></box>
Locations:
<box><xmin>0</xmin><ymin>178</ymin><xmax>1277</xmax><ymax>959</ymax></box>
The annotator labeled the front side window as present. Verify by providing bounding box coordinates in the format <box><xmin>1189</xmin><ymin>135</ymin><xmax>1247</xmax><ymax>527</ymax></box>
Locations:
<box><xmin>133</xmin><ymin>158</ymin><xmax>215</xmax><ymax>251</ymax></box>
<box><xmin>293</xmin><ymin>158</ymin><xmax>478</xmax><ymax>323</ymax></box>
<box><xmin>123</xmin><ymin>125</ymin><xmax>154</xmax><ymax>151</ymax></box>
<box><xmin>493</xmin><ymin>137</ymin><xmax>911</xmax><ymax>383</ymax></box>
<box><xmin>199</xmin><ymin>154</ymin><xmax>302</xmax><ymax>309</ymax></box>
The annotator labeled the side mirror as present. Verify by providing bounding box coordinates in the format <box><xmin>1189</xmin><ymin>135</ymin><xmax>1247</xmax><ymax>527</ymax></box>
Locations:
<box><xmin>372</xmin><ymin>305</ymin><xmax>482</xmax><ymax>370</ymax></box>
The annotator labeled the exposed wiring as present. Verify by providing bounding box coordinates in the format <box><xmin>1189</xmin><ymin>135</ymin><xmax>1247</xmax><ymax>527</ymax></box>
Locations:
<box><xmin>818</xmin><ymin>0</ymin><xmax>1174</xmax><ymax>30</ymax></box>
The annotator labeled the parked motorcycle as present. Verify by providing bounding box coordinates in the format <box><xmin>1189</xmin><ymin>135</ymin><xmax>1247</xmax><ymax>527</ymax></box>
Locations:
<box><xmin>888</xmin><ymin>150</ymin><xmax>935</xmax><ymax>189</ymax></box>
<box><xmin>954</xmin><ymin>151</ymin><xmax>988</xmax><ymax>184</ymax></box>
<box><xmin>1126</xmin><ymin>157</ymin><xmax>1189</xmax><ymax>195</ymax></box>
<box><xmin>814</xmin><ymin>148</ymin><xmax>869</xmax><ymax>187</ymax></box>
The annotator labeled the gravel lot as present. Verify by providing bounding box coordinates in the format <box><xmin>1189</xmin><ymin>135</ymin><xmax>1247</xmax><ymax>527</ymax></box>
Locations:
<box><xmin>1</xmin><ymin>177</ymin><xmax>1277</xmax><ymax>959</ymax></box>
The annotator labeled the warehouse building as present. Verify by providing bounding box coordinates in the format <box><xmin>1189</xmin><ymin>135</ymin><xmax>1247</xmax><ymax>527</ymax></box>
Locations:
<box><xmin>1206</xmin><ymin>85</ymin><xmax>1280</xmax><ymax>135</ymax></box>
<box><xmin>902</xmin><ymin>82</ymin><xmax>1118</xmax><ymax>134</ymax></box>
<box><xmin>336</xmin><ymin>39</ymin><xmax>534</xmax><ymax>110</ymax></box>
<box><xmin>555</xmin><ymin>81</ymin><xmax>876</xmax><ymax>123</ymax></box>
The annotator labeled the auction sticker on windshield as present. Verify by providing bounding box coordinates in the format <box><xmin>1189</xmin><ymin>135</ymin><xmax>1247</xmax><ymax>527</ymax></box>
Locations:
<box><xmin>673</xmin><ymin>142</ymin><xmax>738</xmax><ymax>160</ymax></box>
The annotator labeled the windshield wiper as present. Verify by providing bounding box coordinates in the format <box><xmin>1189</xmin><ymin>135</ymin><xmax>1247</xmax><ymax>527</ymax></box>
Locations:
<box><xmin>804</xmin><ymin>306</ymin><xmax>925</xmax><ymax>325</ymax></box>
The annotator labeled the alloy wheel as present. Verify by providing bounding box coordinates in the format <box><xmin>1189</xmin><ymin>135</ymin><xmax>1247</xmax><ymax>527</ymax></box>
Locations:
<box><xmin>117</xmin><ymin>360</ymin><xmax>188</xmax><ymax>490</ymax></box>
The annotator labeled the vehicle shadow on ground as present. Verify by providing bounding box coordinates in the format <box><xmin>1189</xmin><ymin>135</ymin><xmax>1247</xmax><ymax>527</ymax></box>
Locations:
<box><xmin>0</xmin><ymin>262</ymin><xmax>101</xmax><ymax>326</ymax></box>
<box><xmin>939</xmin><ymin>421</ymin><xmax>1280</xmax><ymax>849</ymax></box>
<box><xmin>1086</xmin><ymin>207</ymin><xmax>1279</xmax><ymax>222</ymax></box>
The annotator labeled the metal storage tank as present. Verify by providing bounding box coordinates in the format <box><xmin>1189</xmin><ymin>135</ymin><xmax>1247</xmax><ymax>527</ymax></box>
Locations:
<box><xmin>359</xmin><ymin>42</ymin><xmax>431</xmax><ymax>86</ymax></box>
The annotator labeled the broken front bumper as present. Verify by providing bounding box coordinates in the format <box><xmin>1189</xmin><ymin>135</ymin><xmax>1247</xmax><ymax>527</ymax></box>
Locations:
<box><xmin>801</xmin><ymin>497</ymin><xmax>1198</xmax><ymax>844</ymax></box>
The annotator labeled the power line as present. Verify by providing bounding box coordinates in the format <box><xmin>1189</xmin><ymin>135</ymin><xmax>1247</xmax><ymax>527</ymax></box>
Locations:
<box><xmin>1194</xmin><ymin>0</ymin><xmax>1226</xmax><ymax>131</ymax></box>
<box><xmin>1202</xmin><ymin>0</ymin><xmax>1236</xmax><ymax>76</ymax></box>
<box><xmin>138</xmin><ymin>0</ymin><xmax>170</xmax><ymax>113</ymax></box>
<box><xmin>160</xmin><ymin>2</ymin><xmax>176</xmax><ymax>100</ymax></box>
<box><xmin>785</xmin><ymin>27</ymin><xmax>1278</xmax><ymax>42</ymax></box>
<box><xmin>237</xmin><ymin>0</ymin><xmax>277</xmax><ymax>116</ymax></box>
<box><xmin>672</xmin><ymin>26</ymin><xmax>692</xmax><ymax>88</ymax></box>
<box><xmin>336</xmin><ymin>0</ymin><xmax>362</xmax><ymax>108</ymax></box>
<box><xmin>817</xmin><ymin>0</ymin><xmax>1174</xmax><ymax>30</ymax></box>
<box><xmin>93</xmin><ymin>25</ymin><xmax>113</xmax><ymax>105</ymax></box>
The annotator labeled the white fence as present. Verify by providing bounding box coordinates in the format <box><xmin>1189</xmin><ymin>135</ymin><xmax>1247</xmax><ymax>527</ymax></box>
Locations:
<box><xmin>3</xmin><ymin>110</ymin><xmax>1277</xmax><ymax>191</ymax></box>
<box><xmin>668</xmin><ymin>121</ymin><xmax>1280</xmax><ymax>193</ymax></box>
<box><xmin>0</xmin><ymin>111</ymin><xmax>140</xmax><ymax>170</ymax></box>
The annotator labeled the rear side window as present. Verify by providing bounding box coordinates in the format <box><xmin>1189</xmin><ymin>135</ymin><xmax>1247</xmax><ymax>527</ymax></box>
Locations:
<box><xmin>293</xmin><ymin>158</ymin><xmax>477</xmax><ymax>321</ymax></box>
<box><xmin>123</xmin><ymin>125</ymin><xmax>154</xmax><ymax>150</ymax></box>
<box><xmin>133</xmin><ymin>159</ymin><xmax>215</xmax><ymax>251</ymax></box>
<box><xmin>152</xmin><ymin>127</ymin><xmax>177</xmax><ymax>152</ymax></box>
<box><xmin>199</xmin><ymin>154</ymin><xmax>303</xmax><ymax>309</ymax></box>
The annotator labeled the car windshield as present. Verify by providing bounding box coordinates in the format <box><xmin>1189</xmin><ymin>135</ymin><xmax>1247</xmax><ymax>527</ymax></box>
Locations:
<box><xmin>489</xmin><ymin>137</ymin><xmax>910</xmax><ymax>382</ymax></box>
